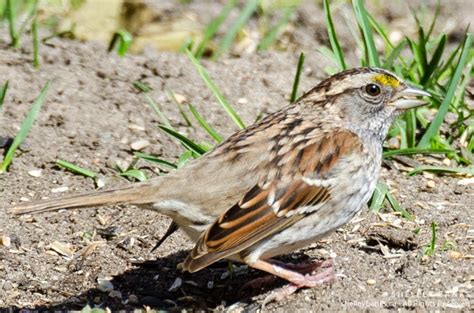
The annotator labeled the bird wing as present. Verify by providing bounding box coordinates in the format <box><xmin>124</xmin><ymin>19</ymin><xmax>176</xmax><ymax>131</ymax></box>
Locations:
<box><xmin>183</xmin><ymin>130</ymin><xmax>362</xmax><ymax>272</ymax></box>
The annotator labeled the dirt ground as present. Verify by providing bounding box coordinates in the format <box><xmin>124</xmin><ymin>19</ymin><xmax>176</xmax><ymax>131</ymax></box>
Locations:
<box><xmin>0</xmin><ymin>1</ymin><xmax>473</xmax><ymax>312</ymax></box>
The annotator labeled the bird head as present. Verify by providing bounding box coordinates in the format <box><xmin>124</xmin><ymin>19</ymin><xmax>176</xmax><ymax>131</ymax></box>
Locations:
<box><xmin>303</xmin><ymin>67</ymin><xmax>431</xmax><ymax>142</ymax></box>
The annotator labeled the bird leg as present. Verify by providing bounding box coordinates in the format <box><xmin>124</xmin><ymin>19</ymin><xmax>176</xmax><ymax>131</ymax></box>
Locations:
<box><xmin>240</xmin><ymin>258</ymin><xmax>335</xmax><ymax>302</ymax></box>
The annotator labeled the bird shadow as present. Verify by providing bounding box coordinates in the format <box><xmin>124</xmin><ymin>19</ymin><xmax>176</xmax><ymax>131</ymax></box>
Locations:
<box><xmin>2</xmin><ymin>250</ymin><xmax>320</xmax><ymax>311</ymax></box>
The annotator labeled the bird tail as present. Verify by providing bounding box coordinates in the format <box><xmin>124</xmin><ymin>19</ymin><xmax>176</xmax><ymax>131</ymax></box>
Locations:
<box><xmin>7</xmin><ymin>181</ymin><xmax>159</xmax><ymax>215</ymax></box>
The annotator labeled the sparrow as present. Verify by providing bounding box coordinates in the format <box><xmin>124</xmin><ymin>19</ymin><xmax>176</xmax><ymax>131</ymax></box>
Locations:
<box><xmin>7</xmin><ymin>67</ymin><xmax>429</xmax><ymax>299</ymax></box>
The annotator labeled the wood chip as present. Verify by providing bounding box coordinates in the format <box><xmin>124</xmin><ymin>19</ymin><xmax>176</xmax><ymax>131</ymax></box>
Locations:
<box><xmin>47</xmin><ymin>241</ymin><xmax>74</xmax><ymax>258</ymax></box>
<box><xmin>72</xmin><ymin>241</ymin><xmax>106</xmax><ymax>260</ymax></box>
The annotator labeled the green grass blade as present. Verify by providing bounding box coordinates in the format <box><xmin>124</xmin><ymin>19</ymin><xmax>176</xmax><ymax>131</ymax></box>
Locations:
<box><xmin>420</xmin><ymin>34</ymin><xmax>446</xmax><ymax>86</ymax></box>
<box><xmin>212</xmin><ymin>0</ymin><xmax>259</xmax><ymax>60</ymax></box>
<box><xmin>368</xmin><ymin>182</ymin><xmax>387</xmax><ymax>212</ymax></box>
<box><xmin>134</xmin><ymin>152</ymin><xmax>177</xmax><ymax>169</ymax></box>
<box><xmin>186</xmin><ymin>48</ymin><xmax>245</xmax><ymax>129</ymax></box>
<box><xmin>158</xmin><ymin>125</ymin><xmax>207</xmax><ymax>156</ymax></box>
<box><xmin>177</xmin><ymin>150</ymin><xmax>193</xmax><ymax>168</ymax></box>
<box><xmin>423</xmin><ymin>221</ymin><xmax>437</xmax><ymax>256</ymax></box>
<box><xmin>404</xmin><ymin>110</ymin><xmax>416</xmax><ymax>148</ymax></box>
<box><xmin>0</xmin><ymin>81</ymin><xmax>50</xmax><ymax>173</ymax></box>
<box><xmin>408</xmin><ymin>165</ymin><xmax>474</xmax><ymax>176</ymax></box>
<box><xmin>0</xmin><ymin>80</ymin><xmax>9</xmax><ymax>110</ymax></box>
<box><xmin>385</xmin><ymin>190</ymin><xmax>413</xmax><ymax>220</ymax></box>
<box><xmin>437</xmin><ymin>39</ymin><xmax>463</xmax><ymax>78</ymax></box>
<box><xmin>56</xmin><ymin>159</ymin><xmax>97</xmax><ymax>178</ymax></box>
<box><xmin>366</xmin><ymin>11</ymin><xmax>393</xmax><ymax>51</ymax></box>
<box><xmin>108</xmin><ymin>30</ymin><xmax>133</xmax><ymax>57</ymax></box>
<box><xmin>188</xmin><ymin>104</ymin><xmax>223</xmax><ymax>143</ymax></box>
<box><xmin>6</xmin><ymin>0</ymin><xmax>18</xmax><ymax>47</ymax></box>
<box><xmin>323</xmin><ymin>0</ymin><xmax>346</xmax><ymax>70</ymax></box>
<box><xmin>32</xmin><ymin>17</ymin><xmax>39</xmax><ymax>68</ymax></box>
<box><xmin>418</xmin><ymin>33</ymin><xmax>472</xmax><ymax>148</ymax></box>
<box><xmin>416</xmin><ymin>26</ymin><xmax>428</xmax><ymax>78</ymax></box>
<box><xmin>133</xmin><ymin>81</ymin><xmax>173</xmax><ymax>129</ymax></box>
<box><xmin>168</xmin><ymin>91</ymin><xmax>193</xmax><ymax>127</ymax></box>
<box><xmin>425</xmin><ymin>1</ymin><xmax>441</xmax><ymax>40</ymax></box>
<box><xmin>17</xmin><ymin>0</ymin><xmax>37</xmax><ymax>40</ymax></box>
<box><xmin>195</xmin><ymin>0</ymin><xmax>237</xmax><ymax>58</ymax></box>
<box><xmin>145</xmin><ymin>93</ymin><xmax>172</xmax><ymax>129</ymax></box>
<box><xmin>352</xmin><ymin>0</ymin><xmax>380</xmax><ymax>67</ymax></box>
<box><xmin>290</xmin><ymin>52</ymin><xmax>305</xmax><ymax>103</ymax></box>
<box><xmin>394</xmin><ymin>120</ymin><xmax>408</xmax><ymax>149</ymax></box>
<box><xmin>133</xmin><ymin>81</ymin><xmax>152</xmax><ymax>93</ymax></box>
<box><xmin>257</xmin><ymin>6</ymin><xmax>294</xmax><ymax>51</ymax></box>
<box><xmin>383</xmin><ymin>148</ymin><xmax>453</xmax><ymax>158</ymax></box>
<box><xmin>382</xmin><ymin>39</ymin><xmax>407</xmax><ymax>69</ymax></box>
<box><xmin>119</xmin><ymin>169</ymin><xmax>148</xmax><ymax>182</ymax></box>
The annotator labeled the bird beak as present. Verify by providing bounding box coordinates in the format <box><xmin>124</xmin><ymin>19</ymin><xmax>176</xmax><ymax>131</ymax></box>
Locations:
<box><xmin>392</xmin><ymin>86</ymin><xmax>431</xmax><ymax>110</ymax></box>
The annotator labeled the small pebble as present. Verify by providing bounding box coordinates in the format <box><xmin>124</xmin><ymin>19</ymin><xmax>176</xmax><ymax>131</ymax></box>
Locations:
<box><xmin>3</xmin><ymin>281</ymin><xmax>13</xmax><ymax>291</ymax></box>
<box><xmin>426</xmin><ymin>180</ymin><xmax>436</xmax><ymax>189</ymax></box>
<box><xmin>128</xmin><ymin>123</ymin><xmax>146</xmax><ymax>131</ymax></box>
<box><xmin>422</xmin><ymin>172</ymin><xmax>436</xmax><ymax>180</ymax></box>
<box><xmin>128</xmin><ymin>294</ymin><xmax>138</xmax><ymax>303</ymax></box>
<box><xmin>448</xmin><ymin>251</ymin><xmax>462</xmax><ymax>260</ymax></box>
<box><xmin>220</xmin><ymin>271</ymin><xmax>229</xmax><ymax>280</ymax></box>
<box><xmin>458</xmin><ymin>178</ymin><xmax>474</xmax><ymax>186</ymax></box>
<box><xmin>109</xmin><ymin>290</ymin><xmax>122</xmax><ymax>299</ymax></box>
<box><xmin>386</xmin><ymin>137</ymin><xmax>400</xmax><ymax>149</ymax></box>
<box><xmin>389</xmin><ymin>30</ymin><xmax>403</xmax><ymax>43</ymax></box>
<box><xmin>96</xmin><ymin>176</ymin><xmax>106</xmax><ymax>189</ymax></box>
<box><xmin>28</xmin><ymin>169</ymin><xmax>42</xmax><ymax>177</ymax></box>
<box><xmin>367</xmin><ymin>279</ymin><xmax>376</xmax><ymax>285</ymax></box>
<box><xmin>97</xmin><ymin>278</ymin><xmax>114</xmax><ymax>292</ymax></box>
<box><xmin>168</xmin><ymin>277</ymin><xmax>182</xmax><ymax>292</ymax></box>
<box><xmin>1</xmin><ymin>235</ymin><xmax>11</xmax><ymax>247</ymax></box>
<box><xmin>130</xmin><ymin>139</ymin><xmax>150</xmax><ymax>151</ymax></box>
<box><xmin>442</xmin><ymin>158</ymin><xmax>451</xmax><ymax>166</ymax></box>
<box><xmin>51</xmin><ymin>186</ymin><xmax>69</xmax><ymax>193</ymax></box>
<box><xmin>173</xmin><ymin>93</ymin><xmax>187</xmax><ymax>104</ymax></box>
<box><xmin>238</xmin><ymin>97</ymin><xmax>248</xmax><ymax>104</ymax></box>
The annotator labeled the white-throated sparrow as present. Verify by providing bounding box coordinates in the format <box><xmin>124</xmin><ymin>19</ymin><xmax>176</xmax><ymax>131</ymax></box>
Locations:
<box><xmin>8</xmin><ymin>67</ymin><xmax>429</xmax><ymax>299</ymax></box>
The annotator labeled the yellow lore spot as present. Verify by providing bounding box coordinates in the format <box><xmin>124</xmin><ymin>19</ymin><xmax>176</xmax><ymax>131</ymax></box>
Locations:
<box><xmin>373</xmin><ymin>74</ymin><xmax>400</xmax><ymax>87</ymax></box>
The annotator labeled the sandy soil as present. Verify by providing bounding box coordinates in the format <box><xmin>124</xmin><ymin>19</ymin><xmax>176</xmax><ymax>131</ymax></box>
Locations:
<box><xmin>0</xmin><ymin>1</ymin><xmax>473</xmax><ymax>312</ymax></box>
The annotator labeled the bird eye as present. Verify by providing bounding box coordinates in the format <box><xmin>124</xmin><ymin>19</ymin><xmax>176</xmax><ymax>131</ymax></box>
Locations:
<box><xmin>365</xmin><ymin>84</ymin><xmax>381</xmax><ymax>96</ymax></box>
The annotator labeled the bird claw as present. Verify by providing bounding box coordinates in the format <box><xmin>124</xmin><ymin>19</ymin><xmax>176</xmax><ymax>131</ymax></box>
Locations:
<box><xmin>262</xmin><ymin>261</ymin><xmax>335</xmax><ymax>307</ymax></box>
